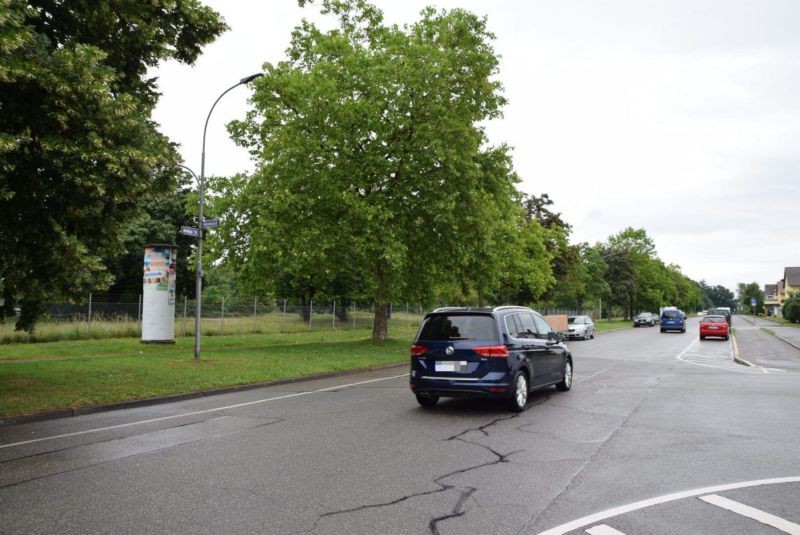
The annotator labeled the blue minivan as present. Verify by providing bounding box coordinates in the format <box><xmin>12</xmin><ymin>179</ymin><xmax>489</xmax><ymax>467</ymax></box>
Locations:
<box><xmin>409</xmin><ymin>306</ymin><xmax>573</xmax><ymax>411</ymax></box>
<box><xmin>660</xmin><ymin>308</ymin><xmax>686</xmax><ymax>333</ymax></box>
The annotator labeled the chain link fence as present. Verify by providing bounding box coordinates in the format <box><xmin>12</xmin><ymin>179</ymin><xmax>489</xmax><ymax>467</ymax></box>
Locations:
<box><xmin>0</xmin><ymin>296</ymin><xmax>596</xmax><ymax>343</ymax></box>
<box><xmin>0</xmin><ymin>295</ymin><xmax>428</xmax><ymax>343</ymax></box>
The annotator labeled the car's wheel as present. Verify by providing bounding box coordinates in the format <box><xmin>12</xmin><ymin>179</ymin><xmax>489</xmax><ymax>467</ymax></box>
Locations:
<box><xmin>583</xmin><ymin>330</ymin><xmax>589</xmax><ymax>340</ymax></box>
<box><xmin>509</xmin><ymin>372</ymin><xmax>529</xmax><ymax>412</ymax></box>
<box><xmin>660</xmin><ymin>328</ymin><xmax>665</xmax><ymax>333</ymax></box>
<box><xmin>415</xmin><ymin>392</ymin><xmax>439</xmax><ymax>407</ymax></box>
<box><xmin>724</xmin><ymin>335</ymin><xmax>729</xmax><ymax>340</ymax></box>
<box><xmin>700</xmin><ymin>335</ymin><xmax>705</xmax><ymax>340</ymax></box>
<box><xmin>556</xmin><ymin>359</ymin><xmax>573</xmax><ymax>392</ymax></box>
<box><xmin>590</xmin><ymin>330</ymin><xmax>595</xmax><ymax>339</ymax></box>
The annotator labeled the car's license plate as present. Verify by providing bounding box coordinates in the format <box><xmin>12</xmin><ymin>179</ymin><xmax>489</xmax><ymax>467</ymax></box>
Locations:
<box><xmin>709</xmin><ymin>326</ymin><xmax>718</xmax><ymax>330</ymax></box>
<box><xmin>435</xmin><ymin>361</ymin><xmax>468</xmax><ymax>372</ymax></box>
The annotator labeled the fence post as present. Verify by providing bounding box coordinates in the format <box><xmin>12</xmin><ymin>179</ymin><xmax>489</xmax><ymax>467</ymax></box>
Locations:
<box><xmin>309</xmin><ymin>299</ymin><xmax>313</xmax><ymax>329</ymax></box>
<box><xmin>283</xmin><ymin>298</ymin><xmax>287</xmax><ymax>331</ymax></box>
<box><xmin>183</xmin><ymin>296</ymin><xmax>188</xmax><ymax>337</ymax></box>
<box><xmin>332</xmin><ymin>300</ymin><xmax>336</xmax><ymax>330</ymax></box>
<box><xmin>221</xmin><ymin>297</ymin><xmax>225</xmax><ymax>335</ymax></box>
<box><xmin>253</xmin><ymin>297</ymin><xmax>257</xmax><ymax>334</ymax></box>
<box><xmin>353</xmin><ymin>301</ymin><xmax>356</xmax><ymax>329</ymax></box>
<box><xmin>87</xmin><ymin>292</ymin><xmax>92</xmax><ymax>333</ymax></box>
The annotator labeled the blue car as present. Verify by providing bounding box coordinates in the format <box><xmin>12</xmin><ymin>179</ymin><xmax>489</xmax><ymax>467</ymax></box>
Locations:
<box><xmin>660</xmin><ymin>308</ymin><xmax>686</xmax><ymax>333</ymax></box>
<box><xmin>409</xmin><ymin>306</ymin><xmax>573</xmax><ymax>412</ymax></box>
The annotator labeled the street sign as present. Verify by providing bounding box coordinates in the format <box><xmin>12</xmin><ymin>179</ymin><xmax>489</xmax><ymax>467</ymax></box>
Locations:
<box><xmin>180</xmin><ymin>226</ymin><xmax>200</xmax><ymax>237</ymax></box>
<box><xmin>202</xmin><ymin>218</ymin><xmax>221</xmax><ymax>229</ymax></box>
<box><xmin>750</xmin><ymin>297</ymin><xmax>757</xmax><ymax>306</ymax></box>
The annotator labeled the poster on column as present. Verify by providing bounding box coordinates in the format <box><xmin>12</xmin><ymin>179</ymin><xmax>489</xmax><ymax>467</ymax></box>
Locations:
<box><xmin>141</xmin><ymin>244</ymin><xmax>177</xmax><ymax>343</ymax></box>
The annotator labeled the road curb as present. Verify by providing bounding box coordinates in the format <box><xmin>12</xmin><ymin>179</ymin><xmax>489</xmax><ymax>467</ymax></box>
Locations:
<box><xmin>730</xmin><ymin>332</ymin><xmax>753</xmax><ymax>367</ymax></box>
<box><xmin>0</xmin><ymin>361</ymin><xmax>408</xmax><ymax>427</ymax></box>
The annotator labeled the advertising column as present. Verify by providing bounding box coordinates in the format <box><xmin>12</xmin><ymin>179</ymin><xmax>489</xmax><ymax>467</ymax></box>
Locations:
<box><xmin>141</xmin><ymin>244</ymin><xmax>177</xmax><ymax>343</ymax></box>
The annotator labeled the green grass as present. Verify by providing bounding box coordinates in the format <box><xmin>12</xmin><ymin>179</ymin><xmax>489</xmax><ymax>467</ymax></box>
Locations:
<box><xmin>0</xmin><ymin>310</ymin><xmax>423</xmax><ymax>344</ymax></box>
<box><xmin>0</xmin><ymin>326</ymin><xmax>417</xmax><ymax>419</ymax></box>
<box><xmin>594</xmin><ymin>319</ymin><xmax>633</xmax><ymax>333</ymax></box>
<box><xmin>761</xmin><ymin>327</ymin><xmax>776</xmax><ymax>336</ymax></box>
<box><xmin>761</xmin><ymin>316</ymin><xmax>800</xmax><ymax>328</ymax></box>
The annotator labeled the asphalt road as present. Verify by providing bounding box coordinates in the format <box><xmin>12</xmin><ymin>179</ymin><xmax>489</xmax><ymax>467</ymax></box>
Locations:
<box><xmin>2</xmin><ymin>316</ymin><xmax>800</xmax><ymax>534</ymax></box>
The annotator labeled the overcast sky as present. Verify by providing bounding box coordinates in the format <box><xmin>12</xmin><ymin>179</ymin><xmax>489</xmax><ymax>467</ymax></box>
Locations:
<box><xmin>152</xmin><ymin>0</ymin><xmax>800</xmax><ymax>294</ymax></box>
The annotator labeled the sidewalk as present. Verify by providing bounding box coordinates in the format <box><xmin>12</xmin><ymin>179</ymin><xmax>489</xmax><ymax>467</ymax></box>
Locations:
<box><xmin>733</xmin><ymin>316</ymin><xmax>800</xmax><ymax>372</ymax></box>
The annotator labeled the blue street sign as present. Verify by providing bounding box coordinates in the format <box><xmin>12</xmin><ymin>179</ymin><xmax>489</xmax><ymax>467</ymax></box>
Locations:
<box><xmin>750</xmin><ymin>297</ymin><xmax>757</xmax><ymax>306</ymax></box>
<box><xmin>180</xmin><ymin>226</ymin><xmax>200</xmax><ymax>237</ymax></box>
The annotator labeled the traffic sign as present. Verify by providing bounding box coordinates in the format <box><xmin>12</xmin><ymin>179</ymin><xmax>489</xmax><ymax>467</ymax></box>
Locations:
<box><xmin>180</xmin><ymin>226</ymin><xmax>200</xmax><ymax>237</ymax></box>
<box><xmin>750</xmin><ymin>297</ymin><xmax>757</xmax><ymax>306</ymax></box>
<box><xmin>202</xmin><ymin>218</ymin><xmax>221</xmax><ymax>229</ymax></box>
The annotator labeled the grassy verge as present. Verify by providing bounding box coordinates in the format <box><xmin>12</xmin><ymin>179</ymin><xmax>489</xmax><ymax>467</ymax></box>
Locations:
<box><xmin>0</xmin><ymin>310</ymin><xmax>423</xmax><ymax>344</ymax></box>
<box><xmin>761</xmin><ymin>316</ymin><xmax>800</xmax><ymax>328</ymax></box>
<box><xmin>761</xmin><ymin>327</ymin><xmax>776</xmax><ymax>336</ymax></box>
<box><xmin>594</xmin><ymin>320</ymin><xmax>633</xmax><ymax>333</ymax></box>
<box><xmin>0</xmin><ymin>327</ymin><xmax>416</xmax><ymax>419</ymax></box>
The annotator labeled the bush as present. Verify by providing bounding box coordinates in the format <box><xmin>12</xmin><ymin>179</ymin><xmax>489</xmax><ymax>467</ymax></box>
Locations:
<box><xmin>784</xmin><ymin>296</ymin><xmax>800</xmax><ymax>323</ymax></box>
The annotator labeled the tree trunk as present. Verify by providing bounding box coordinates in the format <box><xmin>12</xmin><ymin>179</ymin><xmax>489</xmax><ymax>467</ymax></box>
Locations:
<box><xmin>335</xmin><ymin>303</ymin><xmax>348</xmax><ymax>322</ymax></box>
<box><xmin>372</xmin><ymin>302</ymin><xmax>389</xmax><ymax>341</ymax></box>
<box><xmin>576</xmin><ymin>295</ymin><xmax>584</xmax><ymax>315</ymax></box>
<box><xmin>372</xmin><ymin>266</ymin><xmax>389</xmax><ymax>341</ymax></box>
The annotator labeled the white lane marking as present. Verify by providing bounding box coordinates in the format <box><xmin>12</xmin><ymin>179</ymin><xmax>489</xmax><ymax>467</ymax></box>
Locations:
<box><xmin>676</xmin><ymin>336</ymin><xmax>770</xmax><ymax>373</ymax></box>
<box><xmin>699</xmin><ymin>494</ymin><xmax>800</xmax><ymax>534</ymax></box>
<box><xmin>536</xmin><ymin>476</ymin><xmax>800</xmax><ymax>535</ymax></box>
<box><xmin>0</xmin><ymin>373</ymin><xmax>410</xmax><ymax>450</ymax></box>
<box><xmin>586</xmin><ymin>524</ymin><xmax>626</xmax><ymax>534</ymax></box>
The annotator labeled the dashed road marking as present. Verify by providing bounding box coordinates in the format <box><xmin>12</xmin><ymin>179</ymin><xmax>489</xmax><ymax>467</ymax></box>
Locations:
<box><xmin>536</xmin><ymin>476</ymin><xmax>800</xmax><ymax>535</ymax></box>
<box><xmin>699</xmin><ymin>494</ymin><xmax>800</xmax><ymax>534</ymax></box>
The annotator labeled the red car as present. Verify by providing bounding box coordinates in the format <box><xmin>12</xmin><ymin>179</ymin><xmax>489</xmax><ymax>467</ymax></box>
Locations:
<box><xmin>699</xmin><ymin>315</ymin><xmax>729</xmax><ymax>340</ymax></box>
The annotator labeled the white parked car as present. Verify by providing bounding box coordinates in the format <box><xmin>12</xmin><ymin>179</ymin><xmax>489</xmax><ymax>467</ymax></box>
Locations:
<box><xmin>567</xmin><ymin>315</ymin><xmax>595</xmax><ymax>340</ymax></box>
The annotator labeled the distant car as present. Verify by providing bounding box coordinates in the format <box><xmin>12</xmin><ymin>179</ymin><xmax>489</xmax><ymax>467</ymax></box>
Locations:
<box><xmin>633</xmin><ymin>312</ymin><xmax>656</xmax><ymax>327</ymax></box>
<box><xmin>409</xmin><ymin>306</ymin><xmax>573</xmax><ymax>412</ymax></box>
<box><xmin>700</xmin><ymin>315</ymin><xmax>729</xmax><ymax>340</ymax></box>
<box><xmin>660</xmin><ymin>309</ymin><xmax>686</xmax><ymax>333</ymax></box>
<box><xmin>708</xmin><ymin>307</ymin><xmax>732</xmax><ymax>325</ymax></box>
<box><xmin>567</xmin><ymin>315</ymin><xmax>595</xmax><ymax>340</ymax></box>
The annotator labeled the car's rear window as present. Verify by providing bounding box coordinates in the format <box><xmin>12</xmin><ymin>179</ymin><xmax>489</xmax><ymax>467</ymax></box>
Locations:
<box><xmin>702</xmin><ymin>316</ymin><xmax>726</xmax><ymax>323</ymax></box>
<box><xmin>418</xmin><ymin>315</ymin><xmax>497</xmax><ymax>341</ymax></box>
<box><xmin>662</xmin><ymin>310</ymin><xmax>682</xmax><ymax>318</ymax></box>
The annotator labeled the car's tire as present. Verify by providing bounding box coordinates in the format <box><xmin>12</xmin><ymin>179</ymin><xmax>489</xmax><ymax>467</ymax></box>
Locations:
<box><xmin>415</xmin><ymin>393</ymin><xmax>439</xmax><ymax>407</ymax></box>
<box><xmin>700</xmin><ymin>335</ymin><xmax>705</xmax><ymax>340</ymax></box>
<box><xmin>509</xmin><ymin>372</ymin><xmax>529</xmax><ymax>412</ymax></box>
<box><xmin>556</xmin><ymin>359</ymin><xmax>573</xmax><ymax>392</ymax></box>
<box><xmin>590</xmin><ymin>331</ymin><xmax>594</xmax><ymax>339</ymax></box>
<box><xmin>660</xmin><ymin>328</ymin><xmax>665</xmax><ymax>333</ymax></box>
<box><xmin>583</xmin><ymin>330</ymin><xmax>589</xmax><ymax>340</ymax></box>
<box><xmin>724</xmin><ymin>335</ymin><xmax>729</xmax><ymax>340</ymax></box>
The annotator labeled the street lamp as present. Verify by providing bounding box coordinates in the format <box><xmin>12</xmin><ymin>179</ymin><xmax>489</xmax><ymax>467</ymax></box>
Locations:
<box><xmin>192</xmin><ymin>72</ymin><xmax>263</xmax><ymax>361</ymax></box>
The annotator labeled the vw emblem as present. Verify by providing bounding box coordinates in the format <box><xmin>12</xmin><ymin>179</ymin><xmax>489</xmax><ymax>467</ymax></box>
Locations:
<box><xmin>445</xmin><ymin>346</ymin><xmax>455</xmax><ymax>356</ymax></box>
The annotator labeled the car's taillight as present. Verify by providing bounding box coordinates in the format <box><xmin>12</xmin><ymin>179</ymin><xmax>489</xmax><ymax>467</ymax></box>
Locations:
<box><xmin>474</xmin><ymin>345</ymin><xmax>509</xmax><ymax>358</ymax></box>
<box><xmin>411</xmin><ymin>344</ymin><xmax>428</xmax><ymax>357</ymax></box>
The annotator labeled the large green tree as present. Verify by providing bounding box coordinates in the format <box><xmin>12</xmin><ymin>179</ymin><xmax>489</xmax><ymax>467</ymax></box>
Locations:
<box><xmin>223</xmin><ymin>0</ymin><xmax>539</xmax><ymax>340</ymax></box>
<box><xmin>0</xmin><ymin>0</ymin><xmax>226</xmax><ymax>330</ymax></box>
<box><xmin>737</xmin><ymin>281</ymin><xmax>763</xmax><ymax>313</ymax></box>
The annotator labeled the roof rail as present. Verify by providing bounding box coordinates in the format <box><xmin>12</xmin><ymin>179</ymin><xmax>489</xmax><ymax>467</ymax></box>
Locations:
<box><xmin>431</xmin><ymin>306</ymin><xmax>467</xmax><ymax>313</ymax></box>
<box><xmin>492</xmin><ymin>305</ymin><xmax>528</xmax><ymax>312</ymax></box>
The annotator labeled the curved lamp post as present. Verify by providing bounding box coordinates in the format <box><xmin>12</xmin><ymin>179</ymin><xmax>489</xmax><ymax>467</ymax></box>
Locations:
<box><xmin>192</xmin><ymin>73</ymin><xmax>263</xmax><ymax>361</ymax></box>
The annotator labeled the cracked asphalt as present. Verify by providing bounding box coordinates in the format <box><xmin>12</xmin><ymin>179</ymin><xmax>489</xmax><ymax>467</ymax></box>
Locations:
<box><xmin>2</xmin><ymin>316</ymin><xmax>800</xmax><ymax>534</ymax></box>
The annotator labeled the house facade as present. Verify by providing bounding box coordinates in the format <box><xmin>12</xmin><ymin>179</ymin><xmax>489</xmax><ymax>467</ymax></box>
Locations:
<box><xmin>764</xmin><ymin>283</ymin><xmax>779</xmax><ymax>316</ymax></box>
